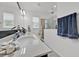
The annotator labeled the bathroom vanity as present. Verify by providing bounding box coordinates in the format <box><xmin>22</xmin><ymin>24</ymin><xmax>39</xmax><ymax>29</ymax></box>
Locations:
<box><xmin>0</xmin><ymin>32</ymin><xmax>52</xmax><ymax>57</ymax></box>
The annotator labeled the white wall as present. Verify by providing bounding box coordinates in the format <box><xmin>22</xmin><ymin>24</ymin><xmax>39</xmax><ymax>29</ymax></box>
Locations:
<box><xmin>44</xmin><ymin>2</ymin><xmax>79</xmax><ymax>57</ymax></box>
<box><xmin>0</xmin><ymin>5</ymin><xmax>33</xmax><ymax>30</ymax></box>
<box><xmin>57</xmin><ymin>2</ymin><xmax>79</xmax><ymax>18</ymax></box>
<box><xmin>57</xmin><ymin>2</ymin><xmax>79</xmax><ymax>33</ymax></box>
<box><xmin>44</xmin><ymin>29</ymin><xmax>79</xmax><ymax>57</ymax></box>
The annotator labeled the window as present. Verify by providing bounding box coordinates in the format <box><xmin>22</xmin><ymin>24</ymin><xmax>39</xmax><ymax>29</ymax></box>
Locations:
<box><xmin>32</xmin><ymin>17</ymin><xmax>40</xmax><ymax>29</ymax></box>
<box><xmin>3</xmin><ymin>13</ymin><xmax>14</xmax><ymax>28</ymax></box>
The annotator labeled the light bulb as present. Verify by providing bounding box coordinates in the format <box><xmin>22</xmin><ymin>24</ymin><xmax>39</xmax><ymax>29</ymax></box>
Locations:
<box><xmin>20</xmin><ymin>9</ymin><xmax>26</xmax><ymax>16</ymax></box>
<box><xmin>20</xmin><ymin>9</ymin><xmax>23</xmax><ymax>15</ymax></box>
<box><xmin>53</xmin><ymin>5</ymin><xmax>56</xmax><ymax>8</ymax></box>
<box><xmin>23</xmin><ymin>10</ymin><xmax>26</xmax><ymax>16</ymax></box>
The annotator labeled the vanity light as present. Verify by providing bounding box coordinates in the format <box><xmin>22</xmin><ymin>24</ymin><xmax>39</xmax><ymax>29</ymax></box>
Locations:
<box><xmin>17</xmin><ymin>2</ymin><xmax>26</xmax><ymax>16</ymax></box>
<box><xmin>20</xmin><ymin>9</ymin><xmax>26</xmax><ymax>16</ymax></box>
<box><xmin>20</xmin><ymin>9</ymin><xmax>23</xmax><ymax>15</ymax></box>
<box><xmin>22</xmin><ymin>10</ymin><xmax>26</xmax><ymax>16</ymax></box>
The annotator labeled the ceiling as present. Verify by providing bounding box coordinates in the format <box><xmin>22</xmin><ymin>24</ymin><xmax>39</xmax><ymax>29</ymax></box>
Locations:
<box><xmin>0</xmin><ymin>2</ymin><xmax>57</xmax><ymax>18</ymax></box>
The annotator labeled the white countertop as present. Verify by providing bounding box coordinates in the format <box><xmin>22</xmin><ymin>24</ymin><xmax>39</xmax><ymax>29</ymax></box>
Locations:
<box><xmin>0</xmin><ymin>33</ymin><xmax>52</xmax><ymax>57</ymax></box>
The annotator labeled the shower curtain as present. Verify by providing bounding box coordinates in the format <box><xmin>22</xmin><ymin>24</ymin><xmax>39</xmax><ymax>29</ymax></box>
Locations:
<box><xmin>57</xmin><ymin>13</ymin><xmax>78</xmax><ymax>38</ymax></box>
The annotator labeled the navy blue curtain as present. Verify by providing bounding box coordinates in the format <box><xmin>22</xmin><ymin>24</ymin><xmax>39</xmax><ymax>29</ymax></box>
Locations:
<box><xmin>57</xmin><ymin>18</ymin><xmax>62</xmax><ymax>36</ymax></box>
<box><xmin>57</xmin><ymin>17</ymin><xmax>68</xmax><ymax>37</ymax></box>
<box><xmin>57</xmin><ymin>13</ymin><xmax>78</xmax><ymax>39</ymax></box>
<box><xmin>61</xmin><ymin>17</ymin><xmax>68</xmax><ymax>37</ymax></box>
<box><xmin>68</xmin><ymin>13</ymin><xmax>78</xmax><ymax>38</ymax></box>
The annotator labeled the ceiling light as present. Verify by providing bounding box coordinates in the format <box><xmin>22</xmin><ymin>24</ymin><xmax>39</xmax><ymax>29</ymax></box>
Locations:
<box><xmin>22</xmin><ymin>10</ymin><xmax>26</xmax><ymax>15</ymax></box>
<box><xmin>20</xmin><ymin>9</ymin><xmax>23</xmax><ymax>15</ymax></box>
<box><xmin>53</xmin><ymin>5</ymin><xmax>56</xmax><ymax>8</ymax></box>
<box><xmin>17</xmin><ymin>2</ymin><xmax>26</xmax><ymax>16</ymax></box>
<box><xmin>20</xmin><ymin>9</ymin><xmax>26</xmax><ymax>16</ymax></box>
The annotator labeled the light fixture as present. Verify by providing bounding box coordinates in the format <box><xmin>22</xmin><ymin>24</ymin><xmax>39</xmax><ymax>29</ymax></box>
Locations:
<box><xmin>22</xmin><ymin>10</ymin><xmax>26</xmax><ymax>16</ymax></box>
<box><xmin>50</xmin><ymin>10</ymin><xmax>54</xmax><ymax>14</ymax></box>
<box><xmin>17</xmin><ymin>2</ymin><xmax>21</xmax><ymax>10</ymax></box>
<box><xmin>53</xmin><ymin>5</ymin><xmax>57</xmax><ymax>8</ymax></box>
<box><xmin>20</xmin><ymin>9</ymin><xmax>23</xmax><ymax>15</ymax></box>
<box><xmin>17</xmin><ymin>2</ymin><xmax>26</xmax><ymax>16</ymax></box>
<box><xmin>50</xmin><ymin>5</ymin><xmax>56</xmax><ymax>15</ymax></box>
<box><xmin>20</xmin><ymin>9</ymin><xmax>26</xmax><ymax>16</ymax></box>
<box><xmin>50</xmin><ymin>8</ymin><xmax>54</xmax><ymax>15</ymax></box>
